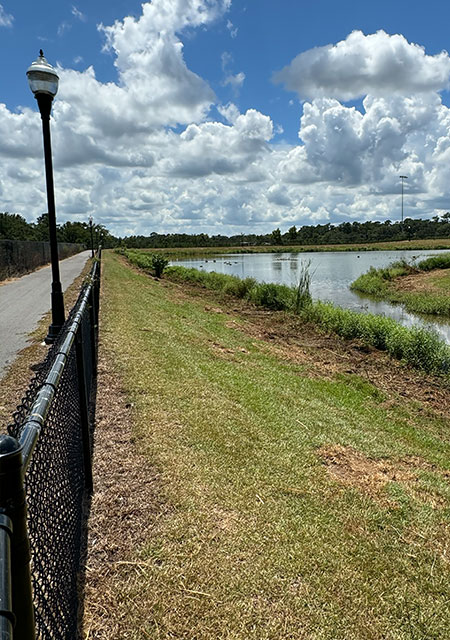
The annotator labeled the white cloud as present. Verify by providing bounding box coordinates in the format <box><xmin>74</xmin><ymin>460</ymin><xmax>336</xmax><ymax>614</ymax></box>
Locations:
<box><xmin>0</xmin><ymin>4</ymin><xmax>13</xmax><ymax>27</ymax></box>
<box><xmin>72</xmin><ymin>6</ymin><xmax>86</xmax><ymax>21</ymax></box>
<box><xmin>217</xmin><ymin>102</ymin><xmax>240</xmax><ymax>124</ymax></box>
<box><xmin>226</xmin><ymin>19</ymin><xmax>238</xmax><ymax>38</ymax></box>
<box><xmin>223</xmin><ymin>71</ymin><xmax>245</xmax><ymax>90</ymax></box>
<box><xmin>95</xmin><ymin>0</ymin><xmax>230</xmax><ymax>128</ymax></box>
<box><xmin>58</xmin><ymin>22</ymin><xmax>71</xmax><ymax>37</ymax></box>
<box><xmin>267</xmin><ymin>184</ymin><xmax>292</xmax><ymax>207</ymax></box>
<box><xmin>163</xmin><ymin>109</ymin><xmax>273</xmax><ymax>178</ymax></box>
<box><xmin>221</xmin><ymin>51</ymin><xmax>245</xmax><ymax>93</ymax></box>
<box><xmin>274</xmin><ymin>30</ymin><xmax>450</xmax><ymax>100</ymax></box>
<box><xmin>275</xmin><ymin>93</ymin><xmax>442</xmax><ymax>198</ymax></box>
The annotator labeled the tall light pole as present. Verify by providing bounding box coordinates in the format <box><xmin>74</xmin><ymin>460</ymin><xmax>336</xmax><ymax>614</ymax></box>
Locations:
<box><xmin>89</xmin><ymin>215</ymin><xmax>94</xmax><ymax>258</ymax></box>
<box><xmin>27</xmin><ymin>51</ymin><xmax>65</xmax><ymax>344</ymax></box>
<box><xmin>399</xmin><ymin>175</ymin><xmax>408</xmax><ymax>226</ymax></box>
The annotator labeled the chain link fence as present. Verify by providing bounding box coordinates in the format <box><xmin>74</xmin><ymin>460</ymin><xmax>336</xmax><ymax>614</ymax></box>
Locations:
<box><xmin>0</xmin><ymin>254</ymin><xmax>100</xmax><ymax>639</ymax></box>
<box><xmin>0</xmin><ymin>240</ymin><xmax>85</xmax><ymax>280</ymax></box>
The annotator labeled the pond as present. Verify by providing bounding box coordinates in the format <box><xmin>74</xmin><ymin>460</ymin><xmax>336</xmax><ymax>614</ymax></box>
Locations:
<box><xmin>172</xmin><ymin>249</ymin><xmax>450</xmax><ymax>344</ymax></box>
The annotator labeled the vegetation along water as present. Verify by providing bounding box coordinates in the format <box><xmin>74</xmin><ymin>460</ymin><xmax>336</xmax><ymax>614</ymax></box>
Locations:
<box><xmin>351</xmin><ymin>253</ymin><xmax>450</xmax><ymax>317</ymax></box>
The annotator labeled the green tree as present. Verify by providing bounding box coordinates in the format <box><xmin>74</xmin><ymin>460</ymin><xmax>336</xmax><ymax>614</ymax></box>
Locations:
<box><xmin>287</xmin><ymin>225</ymin><xmax>298</xmax><ymax>242</ymax></box>
<box><xmin>0</xmin><ymin>212</ymin><xmax>35</xmax><ymax>240</ymax></box>
<box><xmin>271</xmin><ymin>228</ymin><xmax>283</xmax><ymax>245</ymax></box>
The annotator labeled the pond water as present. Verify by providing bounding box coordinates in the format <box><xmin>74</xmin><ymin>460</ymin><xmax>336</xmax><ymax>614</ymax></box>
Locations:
<box><xmin>172</xmin><ymin>249</ymin><xmax>450</xmax><ymax>344</ymax></box>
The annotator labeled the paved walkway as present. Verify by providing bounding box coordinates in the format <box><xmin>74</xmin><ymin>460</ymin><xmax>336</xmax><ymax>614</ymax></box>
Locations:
<box><xmin>0</xmin><ymin>250</ymin><xmax>91</xmax><ymax>378</ymax></box>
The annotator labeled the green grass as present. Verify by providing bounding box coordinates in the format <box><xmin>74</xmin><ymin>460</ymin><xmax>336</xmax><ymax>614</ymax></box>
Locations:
<box><xmin>99</xmin><ymin>251</ymin><xmax>450</xmax><ymax>639</ymax></box>
<box><xmin>304</xmin><ymin>301</ymin><xmax>450</xmax><ymax>374</ymax></box>
<box><xmin>351</xmin><ymin>254</ymin><xmax>450</xmax><ymax>317</ymax></box>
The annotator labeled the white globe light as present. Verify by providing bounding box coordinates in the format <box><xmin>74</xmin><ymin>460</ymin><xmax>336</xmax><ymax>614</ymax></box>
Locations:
<box><xmin>26</xmin><ymin>51</ymin><xmax>59</xmax><ymax>98</ymax></box>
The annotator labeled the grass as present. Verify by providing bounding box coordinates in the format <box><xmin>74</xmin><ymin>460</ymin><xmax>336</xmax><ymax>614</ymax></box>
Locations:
<box><xmin>304</xmin><ymin>301</ymin><xmax>450</xmax><ymax>374</ymax></box>
<box><xmin>351</xmin><ymin>254</ymin><xmax>450</xmax><ymax>317</ymax></box>
<box><xmin>87</xmin><ymin>250</ymin><xmax>450</xmax><ymax>639</ymax></box>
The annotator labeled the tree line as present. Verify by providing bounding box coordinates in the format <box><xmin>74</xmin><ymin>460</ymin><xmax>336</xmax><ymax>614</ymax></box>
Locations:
<box><xmin>2</xmin><ymin>211</ymin><xmax>450</xmax><ymax>249</ymax></box>
<box><xmin>120</xmin><ymin>214</ymin><xmax>450</xmax><ymax>248</ymax></box>
<box><xmin>0</xmin><ymin>212</ymin><xmax>117</xmax><ymax>248</ymax></box>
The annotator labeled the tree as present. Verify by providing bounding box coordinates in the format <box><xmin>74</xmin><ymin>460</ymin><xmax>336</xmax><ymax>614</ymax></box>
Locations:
<box><xmin>34</xmin><ymin>213</ymin><xmax>52</xmax><ymax>241</ymax></box>
<box><xmin>287</xmin><ymin>225</ymin><xmax>298</xmax><ymax>242</ymax></box>
<box><xmin>0</xmin><ymin>212</ymin><xmax>35</xmax><ymax>240</ymax></box>
<box><xmin>271</xmin><ymin>228</ymin><xmax>283</xmax><ymax>245</ymax></box>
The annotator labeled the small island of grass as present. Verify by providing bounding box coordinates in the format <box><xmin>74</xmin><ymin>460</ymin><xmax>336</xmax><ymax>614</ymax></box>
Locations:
<box><xmin>351</xmin><ymin>253</ymin><xmax>450</xmax><ymax>318</ymax></box>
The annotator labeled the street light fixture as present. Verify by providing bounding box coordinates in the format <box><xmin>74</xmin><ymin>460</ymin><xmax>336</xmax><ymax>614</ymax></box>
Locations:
<box><xmin>27</xmin><ymin>51</ymin><xmax>65</xmax><ymax>344</ymax></box>
<box><xmin>399</xmin><ymin>175</ymin><xmax>408</xmax><ymax>227</ymax></box>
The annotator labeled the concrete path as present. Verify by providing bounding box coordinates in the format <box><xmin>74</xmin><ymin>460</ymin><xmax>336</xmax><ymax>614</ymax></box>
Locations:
<box><xmin>0</xmin><ymin>250</ymin><xmax>91</xmax><ymax>378</ymax></box>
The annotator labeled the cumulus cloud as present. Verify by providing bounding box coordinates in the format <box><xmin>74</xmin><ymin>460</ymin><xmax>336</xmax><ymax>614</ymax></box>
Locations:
<box><xmin>54</xmin><ymin>0</ymin><xmax>232</xmax><ymax>151</ymax></box>
<box><xmin>0</xmin><ymin>4</ymin><xmax>13</xmax><ymax>27</ymax></box>
<box><xmin>217</xmin><ymin>102</ymin><xmax>240</xmax><ymax>124</ymax></box>
<box><xmin>163</xmin><ymin>109</ymin><xmax>273</xmax><ymax>178</ymax></box>
<box><xmin>91</xmin><ymin>0</ymin><xmax>231</xmax><ymax>128</ymax></box>
<box><xmin>274</xmin><ymin>30</ymin><xmax>450</xmax><ymax>100</ymax></box>
<box><xmin>275</xmin><ymin>93</ymin><xmax>444</xmax><ymax>197</ymax></box>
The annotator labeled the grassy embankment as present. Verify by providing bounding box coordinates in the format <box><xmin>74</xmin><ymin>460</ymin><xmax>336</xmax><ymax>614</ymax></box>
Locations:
<box><xmin>88</xmin><ymin>250</ymin><xmax>450</xmax><ymax>639</ymax></box>
<box><xmin>132</xmin><ymin>237</ymin><xmax>450</xmax><ymax>258</ymax></box>
<box><xmin>351</xmin><ymin>254</ymin><xmax>450</xmax><ymax>317</ymax></box>
<box><xmin>122</xmin><ymin>248</ymin><xmax>450</xmax><ymax>377</ymax></box>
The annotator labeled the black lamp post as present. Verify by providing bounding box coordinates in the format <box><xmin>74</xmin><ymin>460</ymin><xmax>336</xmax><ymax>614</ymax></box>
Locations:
<box><xmin>399</xmin><ymin>175</ymin><xmax>408</xmax><ymax>226</ymax></box>
<box><xmin>89</xmin><ymin>215</ymin><xmax>94</xmax><ymax>257</ymax></box>
<box><xmin>27</xmin><ymin>51</ymin><xmax>65</xmax><ymax>344</ymax></box>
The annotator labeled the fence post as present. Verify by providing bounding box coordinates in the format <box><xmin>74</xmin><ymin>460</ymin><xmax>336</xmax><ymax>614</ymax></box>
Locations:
<box><xmin>0</xmin><ymin>514</ymin><xmax>14</xmax><ymax>640</ymax></box>
<box><xmin>75</xmin><ymin>327</ymin><xmax>94</xmax><ymax>492</ymax></box>
<box><xmin>0</xmin><ymin>435</ymin><xmax>35</xmax><ymax>639</ymax></box>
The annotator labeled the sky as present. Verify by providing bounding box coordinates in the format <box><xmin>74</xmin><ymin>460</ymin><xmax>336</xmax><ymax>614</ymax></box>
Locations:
<box><xmin>2</xmin><ymin>0</ymin><xmax>450</xmax><ymax>237</ymax></box>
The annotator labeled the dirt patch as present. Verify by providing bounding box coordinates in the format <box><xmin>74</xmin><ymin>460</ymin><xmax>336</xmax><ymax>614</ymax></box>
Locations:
<box><xmin>82</xmin><ymin>340</ymin><xmax>166</xmax><ymax>639</ymax></box>
<box><xmin>318</xmin><ymin>444</ymin><xmax>449</xmax><ymax>507</ymax></box>
<box><xmin>208</xmin><ymin>339</ymin><xmax>249</xmax><ymax>360</ymax></box>
<box><xmin>393</xmin><ymin>269</ymin><xmax>449</xmax><ymax>294</ymax></box>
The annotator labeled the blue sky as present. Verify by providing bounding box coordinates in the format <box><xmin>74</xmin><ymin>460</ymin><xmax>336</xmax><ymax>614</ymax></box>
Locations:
<box><xmin>1</xmin><ymin>0</ymin><xmax>450</xmax><ymax>236</ymax></box>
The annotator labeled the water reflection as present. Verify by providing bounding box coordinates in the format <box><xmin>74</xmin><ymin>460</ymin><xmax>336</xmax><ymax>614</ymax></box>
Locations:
<box><xmin>172</xmin><ymin>249</ymin><xmax>450</xmax><ymax>343</ymax></box>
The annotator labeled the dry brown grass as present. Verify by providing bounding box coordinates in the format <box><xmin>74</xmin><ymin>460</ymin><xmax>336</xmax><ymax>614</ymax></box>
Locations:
<box><xmin>82</xmin><ymin>346</ymin><xmax>166</xmax><ymax>639</ymax></box>
<box><xmin>318</xmin><ymin>444</ymin><xmax>449</xmax><ymax>507</ymax></box>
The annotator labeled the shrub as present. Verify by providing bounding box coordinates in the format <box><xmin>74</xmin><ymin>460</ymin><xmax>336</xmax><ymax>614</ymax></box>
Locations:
<box><xmin>151</xmin><ymin>254</ymin><xmax>169</xmax><ymax>278</ymax></box>
<box><xmin>417</xmin><ymin>253</ymin><xmax>450</xmax><ymax>271</ymax></box>
<box><xmin>248</xmin><ymin>283</ymin><xmax>295</xmax><ymax>311</ymax></box>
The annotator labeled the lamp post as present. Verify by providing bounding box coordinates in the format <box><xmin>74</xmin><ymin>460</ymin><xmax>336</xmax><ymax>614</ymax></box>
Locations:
<box><xmin>89</xmin><ymin>215</ymin><xmax>94</xmax><ymax>257</ymax></box>
<box><xmin>399</xmin><ymin>175</ymin><xmax>408</xmax><ymax>227</ymax></box>
<box><xmin>27</xmin><ymin>51</ymin><xmax>65</xmax><ymax>344</ymax></box>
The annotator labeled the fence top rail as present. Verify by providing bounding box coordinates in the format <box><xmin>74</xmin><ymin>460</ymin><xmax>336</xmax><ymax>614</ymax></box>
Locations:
<box><xmin>16</xmin><ymin>256</ymin><xmax>99</xmax><ymax>470</ymax></box>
